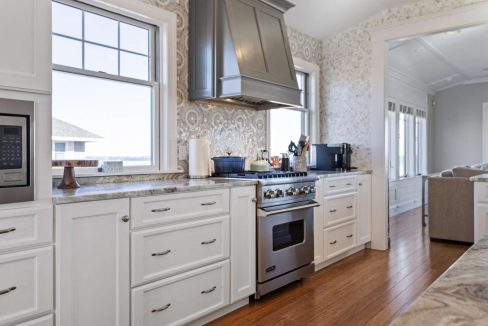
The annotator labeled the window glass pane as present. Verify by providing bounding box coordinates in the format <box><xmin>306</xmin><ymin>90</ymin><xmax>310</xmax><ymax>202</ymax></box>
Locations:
<box><xmin>52</xmin><ymin>71</ymin><xmax>153</xmax><ymax>166</ymax></box>
<box><xmin>120</xmin><ymin>51</ymin><xmax>149</xmax><ymax>80</ymax></box>
<box><xmin>269</xmin><ymin>109</ymin><xmax>305</xmax><ymax>157</ymax></box>
<box><xmin>399</xmin><ymin>113</ymin><xmax>406</xmax><ymax>177</ymax></box>
<box><xmin>120</xmin><ymin>23</ymin><xmax>149</xmax><ymax>55</ymax></box>
<box><xmin>52</xmin><ymin>35</ymin><xmax>82</xmax><ymax>68</ymax></box>
<box><xmin>84</xmin><ymin>43</ymin><xmax>118</xmax><ymax>75</ymax></box>
<box><xmin>52</xmin><ymin>2</ymin><xmax>82</xmax><ymax>38</ymax></box>
<box><xmin>84</xmin><ymin>12</ymin><xmax>118</xmax><ymax>47</ymax></box>
<box><xmin>54</xmin><ymin>142</ymin><xmax>66</xmax><ymax>152</ymax></box>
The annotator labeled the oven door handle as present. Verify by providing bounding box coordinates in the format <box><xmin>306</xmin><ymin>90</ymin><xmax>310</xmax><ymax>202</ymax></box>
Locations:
<box><xmin>257</xmin><ymin>201</ymin><xmax>320</xmax><ymax>217</ymax></box>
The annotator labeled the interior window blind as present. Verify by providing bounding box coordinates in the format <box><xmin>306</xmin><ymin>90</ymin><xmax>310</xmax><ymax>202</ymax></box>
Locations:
<box><xmin>399</xmin><ymin>104</ymin><xmax>414</xmax><ymax>115</ymax></box>
<box><xmin>416</xmin><ymin>109</ymin><xmax>427</xmax><ymax>118</ymax></box>
<box><xmin>388</xmin><ymin>101</ymin><xmax>396</xmax><ymax>112</ymax></box>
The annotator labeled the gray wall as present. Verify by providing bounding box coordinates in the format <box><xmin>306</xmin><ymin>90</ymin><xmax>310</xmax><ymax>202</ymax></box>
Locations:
<box><xmin>427</xmin><ymin>94</ymin><xmax>435</xmax><ymax>173</ymax></box>
<box><xmin>432</xmin><ymin>83</ymin><xmax>488</xmax><ymax>172</ymax></box>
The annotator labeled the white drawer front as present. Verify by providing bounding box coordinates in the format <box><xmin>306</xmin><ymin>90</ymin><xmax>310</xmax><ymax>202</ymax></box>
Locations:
<box><xmin>0</xmin><ymin>206</ymin><xmax>52</xmax><ymax>253</ymax></box>
<box><xmin>131</xmin><ymin>189</ymin><xmax>230</xmax><ymax>229</ymax></box>
<box><xmin>475</xmin><ymin>182</ymin><xmax>488</xmax><ymax>204</ymax></box>
<box><xmin>132</xmin><ymin>260</ymin><xmax>230</xmax><ymax>326</ymax></box>
<box><xmin>324</xmin><ymin>177</ymin><xmax>356</xmax><ymax>195</ymax></box>
<box><xmin>0</xmin><ymin>247</ymin><xmax>53</xmax><ymax>325</ymax></box>
<box><xmin>17</xmin><ymin>314</ymin><xmax>53</xmax><ymax>326</ymax></box>
<box><xmin>324</xmin><ymin>221</ymin><xmax>357</xmax><ymax>260</ymax></box>
<box><xmin>324</xmin><ymin>193</ymin><xmax>357</xmax><ymax>227</ymax></box>
<box><xmin>132</xmin><ymin>216</ymin><xmax>230</xmax><ymax>286</ymax></box>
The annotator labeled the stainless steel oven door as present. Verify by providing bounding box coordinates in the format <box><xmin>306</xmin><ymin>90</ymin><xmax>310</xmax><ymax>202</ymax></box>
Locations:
<box><xmin>257</xmin><ymin>201</ymin><xmax>319</xmax><ymax>283</ymax></box>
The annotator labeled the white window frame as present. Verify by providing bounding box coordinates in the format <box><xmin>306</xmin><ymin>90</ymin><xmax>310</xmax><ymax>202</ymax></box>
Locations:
<box><xmin>266</xmin><ymin>57</ymin><xmax>320</xmax><ymax>152</ymax></box>
<box><xmin>52</xmin><ymin>0</ymin><xmax>177</xmax><ymax>176</ymax></box>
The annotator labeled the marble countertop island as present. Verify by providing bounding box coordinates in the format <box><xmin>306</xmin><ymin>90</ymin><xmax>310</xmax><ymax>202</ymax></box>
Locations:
<box><xmin>392</xmin><ymin>238</ymin><xmax>488</xmax><ymax>325</ymax></box>
<box><xmin>52</xmin><ymin>178</ymin><xmax>257</xmax><ymax>205</ymax></box>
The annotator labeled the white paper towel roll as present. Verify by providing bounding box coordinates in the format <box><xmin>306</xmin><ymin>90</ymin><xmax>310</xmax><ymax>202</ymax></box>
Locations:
<box><xmin>189</xmin><ymin>138</ymin><xmax>210</xmax><ymax>178</ymax></box>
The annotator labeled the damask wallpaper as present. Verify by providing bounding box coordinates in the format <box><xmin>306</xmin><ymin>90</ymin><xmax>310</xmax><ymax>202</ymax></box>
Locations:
<box><xmin>322</xmin><ymin>0</ymin><xmax>488</xmax><ymax>169</ymax></box>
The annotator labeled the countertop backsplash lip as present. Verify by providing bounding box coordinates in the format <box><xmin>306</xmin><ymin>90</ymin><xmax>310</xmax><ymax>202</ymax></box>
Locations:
<box><xmin>51</xmin><ymin>171</ymin><xmax>188</xmax><ymax>187</ymax></box>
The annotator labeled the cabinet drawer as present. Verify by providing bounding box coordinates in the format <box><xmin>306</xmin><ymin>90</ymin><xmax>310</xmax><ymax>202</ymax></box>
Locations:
<box><xmin>17</xmin><ymin>314</ymin><xmax>53</xmax><ymax>326</ymax></box>
<box><xmin>324</xmin><ymin>221</ymin><xmax>357</xmax><ymax>260</ymax></box>
<box><xmin>0</xmin><ymin>247</ymin><xmax>53</xmax><ymax>325</ymax></box>
<box><xmin>131</xmin><ymin>189</ymin><xmax>230</xmax><ymax>229</ymax></box>
<box><xmin>132</xmin><ymin>260</ymin><xmax>230</xmax><ymax>326</ymax></box>
<box><xmin>324</xmin><ymin>193</ymin><xmax>357</xmax><ymax>227</ymax></box>
<box><xmin>324</xmin><ymin>177</ymin><xmax>356</xmax><ymax>195</ymax></box>
<box><xmin>0</xmin><ymin>206</ymin><xmax>52</xmax><ymax>253</ymax></box>
<box><xmin>131</xmin><ymin>216</ymin><xmax>230</xmax><ymax>286</ymax></box>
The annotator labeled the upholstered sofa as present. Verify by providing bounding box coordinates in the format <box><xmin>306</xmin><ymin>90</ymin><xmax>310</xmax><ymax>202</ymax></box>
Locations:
<box><xmin>428</xmin><ymin>166</ymin><xmax>486</xmax><ymax>243</ymax></box>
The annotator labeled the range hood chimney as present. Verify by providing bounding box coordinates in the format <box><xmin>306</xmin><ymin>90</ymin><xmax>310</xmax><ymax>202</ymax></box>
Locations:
<box><xmin>189</xmin><ymin>0</ymin><xmax>301</xmax><ymax>110</ymax></box>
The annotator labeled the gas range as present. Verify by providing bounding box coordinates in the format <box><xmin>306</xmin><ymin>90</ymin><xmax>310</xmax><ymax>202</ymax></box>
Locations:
<box><xmin>214</xmin><ymin>171</ymin><xmax>318</xmax><ymax>208</ymax></box>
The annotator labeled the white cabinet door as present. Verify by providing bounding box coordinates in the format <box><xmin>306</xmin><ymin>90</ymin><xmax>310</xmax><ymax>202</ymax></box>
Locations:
<box><xmin>313</xmin><ymin>179</ymin><xmax>324</xmax><ymax>264</ymax></box>
<box><xmin>55</xmin><ymin>199</ymin><xmax>130</xmax><ymax>326</ymax></box>
<box><xmin>357</xmin><ymin>175</ymin><xmax>372</xmax><ymax>245</ymax></box>
<box><xmin>0</xmin><ymin>0</ymin><xmax>51</xmax><ymax>93</ymax></box>
<box><xmin>230</xmin><ymin>186</ymin><xmax>256</xmax><ymax>303</ymax></box>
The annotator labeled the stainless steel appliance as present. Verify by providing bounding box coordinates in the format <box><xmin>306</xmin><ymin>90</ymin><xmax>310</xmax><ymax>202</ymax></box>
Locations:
<box><xmin>0</xmin><ymin>98</ymin><xmax>34</xmax><ymax>204</ymax></box>
<box><xmin>220</xmin><ymin>171</ymin><xmax>319</xmax><ymax>298</ymax></box>
<box><xmin>310</xmin><ymin>143</ymin><xmax>353</xmax><ymax>171</ymax></box>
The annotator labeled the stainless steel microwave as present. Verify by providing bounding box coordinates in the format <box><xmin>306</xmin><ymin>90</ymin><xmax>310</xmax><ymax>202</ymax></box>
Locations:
<box><xmin>0</xmin><ymin>98</ymin><xmax>34</xmax><ymax>204</ymax></box>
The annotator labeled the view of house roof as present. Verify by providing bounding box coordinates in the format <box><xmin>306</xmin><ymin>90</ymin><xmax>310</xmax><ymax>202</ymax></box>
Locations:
<box><xmin>52</xmin><ymin>118</ymin><xmax>103</xmax><ymax>140</ymax></box>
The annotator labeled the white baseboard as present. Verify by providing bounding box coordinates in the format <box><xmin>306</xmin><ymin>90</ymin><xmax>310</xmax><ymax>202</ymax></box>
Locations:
<box><xmin>315</xmin><ymin>243</ymin><xmax>368</xmax><ymax>271</ymax></box>
<box><xmin>390</xmin><ymin>198</ymin><xmax>421</xmax><ymax>217</ymax></box>
<box><xmin>189</xmin><ymin>298</ymin><xmax>249</xmax><ymax>326</ymax></box>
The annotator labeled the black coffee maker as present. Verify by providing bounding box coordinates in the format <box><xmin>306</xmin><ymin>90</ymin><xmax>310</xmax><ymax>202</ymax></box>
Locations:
<box><xmin>311</xmin><ymin>143</ymin><xmax>353</xmax><ymax>171</ymax></box>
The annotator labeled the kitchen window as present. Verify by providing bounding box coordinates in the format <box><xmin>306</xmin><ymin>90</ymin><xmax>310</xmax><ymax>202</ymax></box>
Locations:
<box><xmin>51</xmin><ymin>0</ymin><xmax>178</xmax><ymax>174</ymax></box>
<box><xmin>268</xmin><ymin>61</ymin><xmax>319</xmax><ymax>157</ymax></box>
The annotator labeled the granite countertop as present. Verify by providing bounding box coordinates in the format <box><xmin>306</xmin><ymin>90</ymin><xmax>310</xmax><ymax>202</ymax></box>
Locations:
<box><xmin>309</xmin><ymin>170</ymin><xmax>372</xmax><ymax>178</ymax></box>
<box><xmin>470</xmin><ymin>173</ymin><xmax>488</xmax><ymax>182</ymax></box>
<box><xmin>52</xmin><ymin>178</ymin><xmax>257</xmax><ymax>204</ymax></box>
<box><xmin>391</xmin><ymin>238</ymin><xmax>488</xmax><ymax>325</ymax></box>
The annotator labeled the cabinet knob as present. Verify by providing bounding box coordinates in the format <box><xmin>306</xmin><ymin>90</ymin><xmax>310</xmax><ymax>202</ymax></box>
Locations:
<box><xmin>121</xmin><ymin>215</ymin><xmax>130</xmax><ymax>223</ymax></box>
<box><xmin>252</xmin><ymin>198</ymin><xmax>257</xmax><ymax>203</ymax></box>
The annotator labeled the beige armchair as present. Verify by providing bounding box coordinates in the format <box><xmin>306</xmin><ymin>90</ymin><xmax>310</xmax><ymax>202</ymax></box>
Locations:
<box><xmin>428</xmin><ymin>167</ymin><xmax>486</xmax><ymax>243</ymax></box>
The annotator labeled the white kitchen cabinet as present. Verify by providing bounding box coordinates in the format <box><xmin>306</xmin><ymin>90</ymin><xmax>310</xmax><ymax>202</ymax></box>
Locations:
<box><xmin>323</xmin><ymin>220</ymin><xmax>357</xmax><ymax>260</ymax></box>
<box><xmin>16</xmin><ymin>315</ymin><xmax>53</xmax><ymax>326</ymax></box>
<box><xmin>55</xmin><ymin>199</ymin><xmax>130</xmax><ymax>326</ymax></box>
<box><xmin>230</xmin><ymin>186</ymin><xmax>256</xmax><ymax>303</ymax></box>
<box><xmin>313</xmin><ymin>180</ymin><xmax>324</xmax><ymax>264</ymax></box>
<box><xmin>0</xmin><ymin>0</ymin><xmax>51</xmax><ymax>93</ymax></box>
<box><xmin>131</xmin><ymin>260</ymin><xmax>230</xmax><ymax>326</ymax></box>
<box><xmin>357</xmin><ymin>175</ymin><xmax>372</xmax><ymax>244</ymax></box>
<box><xmin>0</xmin><ymin>247</ymin><xmax>53</xmax><ymax>325</ymax></box>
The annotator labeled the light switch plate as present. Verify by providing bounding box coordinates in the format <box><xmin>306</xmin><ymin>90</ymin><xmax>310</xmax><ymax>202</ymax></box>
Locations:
<box><xmin>178</xmin><ymin>145</ymin><xmax>188</xmax><ymax>160</ymax></box>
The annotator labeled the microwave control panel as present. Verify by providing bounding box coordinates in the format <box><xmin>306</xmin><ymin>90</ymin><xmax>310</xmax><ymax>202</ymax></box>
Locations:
<box><xmin>0</xmin><ymin>125</ymin><xmax>23</xmax><ymax>170</ymax></box>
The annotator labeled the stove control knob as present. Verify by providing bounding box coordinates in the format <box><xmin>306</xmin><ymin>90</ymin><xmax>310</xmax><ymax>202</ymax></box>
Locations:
<box><xmin>275</xmin><ymin>189</ymin><xmax>284</xmax><ymax>198</ymax></box>
<box><xmin>264</xmin><ymin>190</ymin><xmax>276</xmax><ymax>199</ymax></box>
<box><xmin>286</xmin><ymin>187</ymin><xmax>297</xmax><ymax>196</ymax></box>
<box><xmin>299</xmin><ymin>186</ymin><xmax>310</xmax><ymax>195</ymax></box>
<box><xmin>310</xmin><ymin>185</ymin><xmax>316</xmax><ymax>193</ymax></box>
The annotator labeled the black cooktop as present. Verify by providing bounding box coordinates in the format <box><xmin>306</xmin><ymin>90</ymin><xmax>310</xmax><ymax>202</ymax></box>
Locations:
<box><xmin>212</xmin><ymin>171</ymin><xmax>308</xmax><ymax>179</ymax></box>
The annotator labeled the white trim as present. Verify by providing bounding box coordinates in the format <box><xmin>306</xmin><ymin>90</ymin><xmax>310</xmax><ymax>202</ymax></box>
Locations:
<box><xmin>52</xmin><ymin>0</ymin><xmax>178</xmax><ymax>173</ymax></box>
<box><xmin>266</xmin><ymin>58</ymin><xmax>321</xmax><ymax>151</ymax></box>
<box><xmin>483</xmin><ymin>103</ymin><xmax>488</xmax><ymax>163</ymax></box>
<box><xmin>370</xmin><ymin>2</ymin><xmax>488</xmax><ymax>250</ymax></box>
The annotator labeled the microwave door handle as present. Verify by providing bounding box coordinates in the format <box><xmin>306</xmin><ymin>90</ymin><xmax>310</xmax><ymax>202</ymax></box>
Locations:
<box><xmin>257</xmin><ymin>201</ymin><xmax>320</xmax><ymax>217</ymax></box>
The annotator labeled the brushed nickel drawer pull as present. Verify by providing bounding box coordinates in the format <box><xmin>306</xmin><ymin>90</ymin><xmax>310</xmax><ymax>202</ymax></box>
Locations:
<box><xmin>346</xmin><ymin>183</ymin><xmax>353</xmax><ymax>186</ymax></box>
<box><xmin>201</xmin><ymin>286</ymin><xmax>217</xmax><ymax>294</ymax></box>
<box><xmin>151</xmin><ymin>207</ymin><xmax>171</xmax><ymax>213</ymax></box>
<box><xmin>329</xmin><ymin>185</ymin><xmax>336</xmax><ymax>188</ymax></box>
<box><xmin>0</xmin><ymin>286</ymin><xmax>16</xmax><ymax>296</ymax></box>
<box><xmin>0</xmin><ymin>227</ymin><xmax>16</xmax><ymax>235</ymax></box>
<box><xmin>329</xmin><ymin>240</ymin><xmax>337</xmax><ymax>245</ymax></box>
<box><xmin>329</xmin><ymin>209</ymin><xmax>337</xmax><ymax>213</ymax></box>
<box><xmin>201</xmin><ymin>201</ymin><xmax>217</xmax><ymax>206</ymax></box>
<box><xmin>346</xmin><ymin>205</ymin><xmax>353</xmax><ymax>209</ymax></box>
<box><xmin>201</xmin><ymin>239</ymin><xmax>216</xmax><ymax>245</ymax></box>
<box><xmin>151</xmin><ymin>303</ymin><xmax>171</xmax><ymax>313</ymax></box>
<box><xmin>152</xmin><ymin>250</ymin><xmax>171</xmax><ymax>256</ymax></box>
<box><xmin>346</xmin><ymin>234</ymin><xmax>353</xmax><ymax>238</ymax></box>
<box><xmin>358</xmin><ymin>183</ymin><xmax>363</xmax><ymax>186</ymax></box>
<box><xmin>121</xmin><ymin>215</ymin><xmax>130</xmax><ymax>223</ymax></box>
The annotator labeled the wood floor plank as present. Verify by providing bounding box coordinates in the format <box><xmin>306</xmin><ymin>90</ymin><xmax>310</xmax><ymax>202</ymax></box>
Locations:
<box><xmin>208</xmin><ymin>208</ymin><xmax>470</xmax><ymax>326</ymax></box>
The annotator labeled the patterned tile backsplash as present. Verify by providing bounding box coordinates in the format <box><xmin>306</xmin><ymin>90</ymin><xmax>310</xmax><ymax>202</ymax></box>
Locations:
<box><xmin>138</xmin><ymin>0</ymin><xmax>487</xmax><ymax>173</ymax></box>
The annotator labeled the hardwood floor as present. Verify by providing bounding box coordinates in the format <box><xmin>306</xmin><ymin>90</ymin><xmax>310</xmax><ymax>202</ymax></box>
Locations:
<box><xmin>209</xmin><ymin>208</ymin><xmax>470</xmax><ymax>326</ymax></box>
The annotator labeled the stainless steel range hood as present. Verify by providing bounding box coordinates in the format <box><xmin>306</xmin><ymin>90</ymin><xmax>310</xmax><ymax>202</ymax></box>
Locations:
<box><xmin>189</xmin><ymin>0</ymin><xmax>301</xmax><ymax>110</ymax></box>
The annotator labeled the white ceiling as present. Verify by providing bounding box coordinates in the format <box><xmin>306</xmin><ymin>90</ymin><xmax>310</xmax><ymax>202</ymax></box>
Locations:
<box><xmin>284</xmin><ymin>0</ymin><xmax>415</xmax><ymax>40</ymax></box>
<box><xmin>388</xmin><ymin>24</ymin><xmax>488</xmax><ymax>92</ymax></box>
